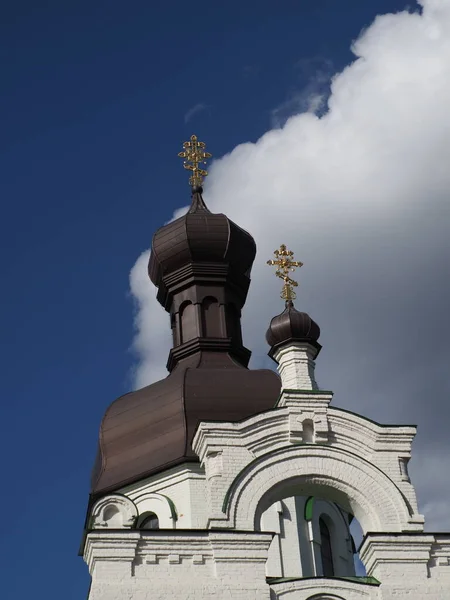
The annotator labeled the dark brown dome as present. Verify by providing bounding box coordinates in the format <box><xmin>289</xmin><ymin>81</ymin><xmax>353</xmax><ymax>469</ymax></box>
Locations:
<box><xmin>90</xmin><ymin>185</ymin><xmax>282</xmax><ymax>499</ymax></box>
<box><xmin>266</xmin><ymin>300</ymin><xmax>321</xmax><ymax>352</ymax></box>
<box><xmin>91</xmin><ymin>352</ymin><xmax>280</xmax><ymax>496</ymax></box>
<box><xmin>149</xmin><ymin>189</ymin><xmax>256</xmax><ymax>290</ymax></box>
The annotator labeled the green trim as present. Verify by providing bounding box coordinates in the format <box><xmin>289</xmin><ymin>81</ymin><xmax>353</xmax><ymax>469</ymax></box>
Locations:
<box><xmin>221</xmin><ymin>443</ymin><xmax>414</xmax><ymax>518</ymax></box>
<box><xmin>135</xmin><ymin>493</ymin><xmax>178</xmax><ymax>523</ymax></box>
<box><xmin>159</xmin><ymin>493</ymin><xmax>178</xmax><ymax>521</ymax></box>
<box><xmin>304</xmin><ymin>496</ymin><xmax>315</xmax><ymax>521</ymax></box>
<box><xmin>267</xmin><ymin>575</ymin><xmax>380</xmax><ymax>586</ymax></box>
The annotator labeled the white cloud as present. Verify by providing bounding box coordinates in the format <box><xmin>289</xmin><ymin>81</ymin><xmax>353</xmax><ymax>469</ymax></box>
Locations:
<box><xmin>184</xmin><ymin>102</ymin><xmax>208</xmax><ymax>124</ymax></box>
<box><xmin>271</xmin><ymin>57</ymin><xmax>333</xmax><ymax>127</ymax></box>
<box><xmin>129</xmin><ymin>250</ymin><xmax>171</xmax><ymax>390</ymax></box>
<box><xmin>129</xmin><ymin>0</ymin><xmax>450</xmax><ymax>534</ymax></box>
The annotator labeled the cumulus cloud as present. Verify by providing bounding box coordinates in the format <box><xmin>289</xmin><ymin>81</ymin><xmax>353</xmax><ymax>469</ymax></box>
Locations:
<box><xmin>130</xmin><ymin>0</ymin><xmax>450</xmax><ymax>530</ymax></box>
<box><xmin>271</xmin><ymin>57</ymin><xmax>333</xmax><ymax>127</ymax></box>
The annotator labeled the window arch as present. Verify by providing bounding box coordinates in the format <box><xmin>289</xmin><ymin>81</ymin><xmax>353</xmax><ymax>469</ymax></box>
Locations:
<box><xmin>306</xmin><ymin>595</ymin><xmax>346</xmax><ymax>600</ymax></box>
<box><xmin>179</xmin><ymin>301</ymin><xmax>196</xmax><ymax>343</ymax></box>
<box><xmin>319</xmin><ymin>517</ymin><xmax>334</xmax><ymax>577</ymax></box>
<box><xmin>302</xmin><ymin>419</ymin><xmax>315</xmax><ymax>443</ymax></box>
<box><xmin>201</xmin><ymin>296</ymin><xmax>221</xmax><ymax>337</ymax></box>
<box><xmin>140</xmin><ymin>512</ymin><xmax>159</xmax><ymax>530</ymax></box>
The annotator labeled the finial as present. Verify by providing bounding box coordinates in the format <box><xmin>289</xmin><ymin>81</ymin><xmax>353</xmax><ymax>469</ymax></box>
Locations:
<box><xmin>178</xmin><ymin>135</ymin><xmax>212</xmax><ymax>189</ymax></box>
<box><xmin>267</xmin><ymin>244</ymin><xmax>303</xmax><ymax>302</ymax></box>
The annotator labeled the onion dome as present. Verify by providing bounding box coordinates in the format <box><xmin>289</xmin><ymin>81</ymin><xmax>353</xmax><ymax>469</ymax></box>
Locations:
<box><xmin>148</xmin><ymin>186</ymin><xmax>256</xmax><ymax>308</ymax></box>
<box><xmin>90</xmin><ymin>136</ymin><xmax>281</xmax><ymax>498</ymax></box>
<box><xmin>91</xmin><ymin>353</ymin><xmax>281</xmax><ymax>496</ymax></box>
<box><xmin>266</xmin><ymin>244</ymin><xmax>321</xmax><ymax>360</ymax></box>
<box><xmin>266</xmin><ymin>299</ymin><xmax>321</xmax><ymax>358</ymax></box>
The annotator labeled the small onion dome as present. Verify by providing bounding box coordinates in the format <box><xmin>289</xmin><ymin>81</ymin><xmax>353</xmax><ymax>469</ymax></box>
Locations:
<box><xmin>266</xmin><ymin>300</ymin><xmax>321</xmax><ymax>358</ymax></box>
<box><xmin>148</xmin><ymin>187</ymin><xmax>256</xmax><ymax>289</ymax></box>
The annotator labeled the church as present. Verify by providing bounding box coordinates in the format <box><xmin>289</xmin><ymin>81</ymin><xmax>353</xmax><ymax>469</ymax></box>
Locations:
<box><xmin>80</xmin><ymin>135</ymin><xmax>450</xmax><ymax>599</ymax></box>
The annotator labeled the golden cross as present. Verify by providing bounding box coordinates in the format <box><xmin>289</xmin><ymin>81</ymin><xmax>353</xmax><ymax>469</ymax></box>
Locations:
<box><xmin>267</xmin><ymin>244</ymin><xmax>303</xmax><ymax>301</ymax></box>
<box><xmin>178</xmin><ymin>134</ymin><xmax>212</xmax><ymax>187</ymax></box>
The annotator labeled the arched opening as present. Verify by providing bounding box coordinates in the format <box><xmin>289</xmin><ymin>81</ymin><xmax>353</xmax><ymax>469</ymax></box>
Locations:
<box><xmin>223</xmin><ymin>445</ymin><xmax>415</xmax><ymax>579</ymax></box>
<box><xmin>139</xmin><ymin>511</ymin><xmax>159</xmax><ymax>530</ymax></box>
<box><xmin>201</xmin><ymin>297</ymin><xmax>221</xmax><ymax>337</ymax></box>
<box><xmin>261</xmin><ymin>496</ymin><xmax>356</xmax><ymax>577</ymax></box>
<box><xmin>307</xmin><ymin>594</ymin><xmax>344</xmax><ymax>600</ymax></box>
<box><xmin>103</xmin><ymin>505</ymin><xmax>122</xmax><ymax>527</ymax></box>
<box><xmin>132</xmin><ymin>491</ymin><xmax>178</xmax><ymax>529</ymax></box>
<box><xmin>319</xmin><ymin>517</ymin><xmax>334</xmax><ymax>577</ymax></box>
<box><xmin>302</xmin><ymin>419</ymin><xmax>315</xmax><ymax>443</ymax></box>
<box><xmin>180</xmin><ymin>302</ymin><xmax>197</xmax><ymax>343</ymax></box>
<box><xmin>306</xmin><ymin>595</ymin><xmax>346</xmax><ymax>600</ymax></box>
<box><xmin>259</xmin><ymin>492</ymin><xmax>361</xmax><ymax>579</ymax></box>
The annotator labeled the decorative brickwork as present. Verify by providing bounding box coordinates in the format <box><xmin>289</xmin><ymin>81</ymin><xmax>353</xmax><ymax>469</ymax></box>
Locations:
<box><xmin>84</xmin><ymin>342</ymin><xmax>450</xmax><ymax>599</ymax></box>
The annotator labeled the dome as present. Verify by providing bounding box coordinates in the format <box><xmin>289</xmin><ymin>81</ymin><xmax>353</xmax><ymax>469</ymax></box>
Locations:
<box><xmin>91</xmin><ymin>353</ymin><xmax>280</xmax><ymax>496</ymax></box>
<box><xmin>148</xmin><ymin>188</ymin><xmax>256</xmax><ymax>290</ymax></box>
<box><xmin>90</xmin><ymin>177</ymin><xmax>282</xmax><ymax>498</ymax></box>
<box><xmin>266</xmin><ymin>300</ymin><xmax>321</xmax><ymax>352</ymax></box>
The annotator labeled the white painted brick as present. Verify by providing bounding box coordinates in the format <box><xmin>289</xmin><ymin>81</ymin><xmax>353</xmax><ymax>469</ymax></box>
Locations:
<box><xmin>84</xmin><ymin>342</ymin><xmax>449</xmax><ymax>599</ymax></box>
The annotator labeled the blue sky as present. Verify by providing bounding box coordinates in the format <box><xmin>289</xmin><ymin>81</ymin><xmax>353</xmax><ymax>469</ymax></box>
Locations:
<box><xmin>0</xmin><ymin>1</ymin><xmax>429</xmax><ymax>598</ymax></box>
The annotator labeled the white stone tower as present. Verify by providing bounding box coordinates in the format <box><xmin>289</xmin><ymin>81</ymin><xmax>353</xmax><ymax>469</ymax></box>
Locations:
<box><xmin>81</xmin><ymin>137</ymin><xmax>450</xmax><ymax>599</ymax></box>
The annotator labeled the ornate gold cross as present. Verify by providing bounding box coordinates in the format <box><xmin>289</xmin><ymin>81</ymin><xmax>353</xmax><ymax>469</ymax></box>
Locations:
<box><xmin>178</xmin><ymin>134</ymin><xmax>212</xmax><ymax>187</ymax></box>
<box><xmin>267</xmin><ymin>244</ymin><xmax>303</xmax><ymax>301</ymax></box>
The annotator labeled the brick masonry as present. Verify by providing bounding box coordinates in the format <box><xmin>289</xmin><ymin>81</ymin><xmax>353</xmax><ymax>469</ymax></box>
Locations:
<box><xmin>84</xmin><ymin>343</ymin><xmax>450</xmax><ymax>599</ymax></box>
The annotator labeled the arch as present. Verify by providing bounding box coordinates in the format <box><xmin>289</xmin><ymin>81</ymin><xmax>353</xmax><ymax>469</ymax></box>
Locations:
<box><xmin>307</xmin><ymin>595</ymin><xmax>346</xmax><ymax>600</ymax></box>
<box><xmin>319</xmin><ymin>517</ymin><xmax>334</xmax><ymax>577</ymax></box>
<box><xmin>180</xmin><ymin>301</ymin><xmax>197</xmax><ymax>343</ymax></box>
<box><xmin>308</xmin><ymin>498</ymin><xmax>355</xmax><ymax>577</ymax></box>
<box><xmin>302</xmin><ymin>419</ymin><xmax>315</xmax><ymax>443</ymax></box>
<box><xmin>219</xmin><ymin>445</ymin><xmax>414</xmax><ymax>535</ymax></box>
<box><xmin>201</xmin><ymin>296</ymin><xmax>221</xmax><ymax>337</ymax></box>
<box><xmin>132</xmin><ymin>491</ymin><xmax>178</xmax><ymax>529</ymax></box>
<box><xmin>270</xmin><ymin>578</ymin><xmax>376</xmax><ymax>599</ymax></box>
<box><xmin>139</xmin><ymin>511</ymin><xmax>159</xmax><ymax>530</ymax></box>
<box><xmin>305</xmin><ymin>496</ymin><xmax>315</xmax><ymax>521</ymax></box>
<box><xmin>90</xmin><ymin>494</ymin><xmax>138</xmax><ymax>529</ymax></box>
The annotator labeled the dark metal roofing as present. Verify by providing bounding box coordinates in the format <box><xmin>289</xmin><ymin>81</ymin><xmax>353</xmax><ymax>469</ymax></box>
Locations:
<box><xmin>149</xmin><ymin>190</ymin><xmax>256</xmax><ymax>289</ymax></box>
<box><xmin>266</xmin><ymin>300</ymin><xmax>321</xmax><ymax>358</ymax></box>
<box><xmin>92</xmin><ymin>352</ymin><xmax>280</xmax><ymax>496</ymax></box>
<box><xmin>90</xmin><ymin>188</ymin><xmax>281</xmax><ymax>497</ymax></box>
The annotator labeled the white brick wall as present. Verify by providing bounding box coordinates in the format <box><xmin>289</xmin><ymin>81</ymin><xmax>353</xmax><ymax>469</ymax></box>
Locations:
<box><xmin>273</xmin><ymin>342</ymin><xmax>319</xmax><ymax>390</ymax></box>
<box><xmin>84</xmin><ymin>342</ymin><xmax>450</xmax><ymax>599</ymax></box>
<box><xmin>85</xmin><ymin>530</ymin><xmax>273</xmax><ymax>600</ymax></box>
